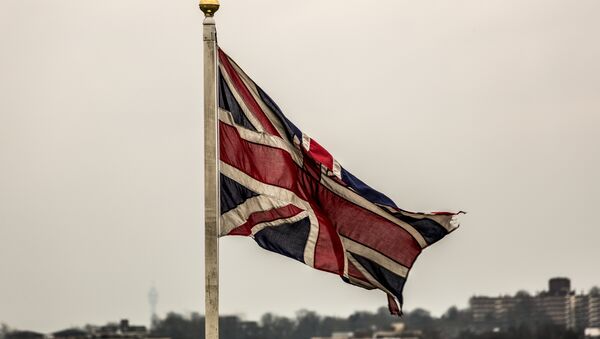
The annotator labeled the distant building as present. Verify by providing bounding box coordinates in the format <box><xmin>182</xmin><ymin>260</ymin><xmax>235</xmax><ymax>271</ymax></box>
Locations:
<box><xmin>470</xmin><ymin>278</ymin><xmax>598</xmax><ymax>331</ymax></box>
<box><xmin>549</xmin><ymin>277</ymin><xmax>571</xmax><ymax>296</ymax></box>
<box><xmin>590</xmin><ymin>295</ymin><xmax>600</xmax><ymax>328</ymax></box>
<box><xmin>536</xmin><ymin>294</ymin><xmax>570</xmax><ymax>326</ymax></box>
<box><xmin>568</xmin><ymin>294</ymin><xmax>589</xmax><ymax>329</ymax></box>
<box><xmin>312</xmin><ymin>322</ymin><xmax>422</xmax><ymax>339</ymax></box>
<box><xmin>470</xmin><ymin>295</ymin><xmax>516</xmax><ymax>325</ymax></box>
<box><xmin>372</xmin><ymin>323</ymin><xmax>422</xmax><ymax>339</ymax></box>
<box><xmin>50</xmin><ymin>319</ymin><xmax>166</xmax><ymax>339</ymax></box>
<box><xmin>312</xmin><ymin>333</ymin><xmax>353</xmax><ymax>339</ymax></box>
<box><xmin>585</xmin><ymin>328</ymin><xmax>600</xmax><ymax>338</ymax></box>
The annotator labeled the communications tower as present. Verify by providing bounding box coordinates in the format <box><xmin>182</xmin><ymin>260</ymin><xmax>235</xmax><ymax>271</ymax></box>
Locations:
<box><xmin>148</xmin><ymin>285</ymin><xmax>158</xmax><ymax>328</ymax></box>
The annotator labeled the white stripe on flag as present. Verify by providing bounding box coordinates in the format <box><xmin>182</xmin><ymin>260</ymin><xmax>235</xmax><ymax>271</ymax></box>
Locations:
<box><xmin>220</xmin><ymin>195</ymin><xmax>291</xmax><ymax>236</ymax></box>
<box><xmin>340</xmin><ymin>236</ymin><xmax>409</xmax><ymax>278</ymax></box>
<box><xmin>219</xmin><ymin>109</ymin><xmax>303</xmax><ymax>166</ymax></box>
<box><xmin>220</xmin><ymin>162</ymin><xmax>320</xmax><ymax>267</ymax></box>
<box><xmin>219</xmin><ymin>63</ymin><xmax>265</xmax><ymax>133</ymax></box>
<box><xmin>250</xmin><ymin>211</ymin><xmax>309</xmax><ymax>236</ymax></box>
<box><xmin>319</xmin><ymin>174</ymin><xmax>428</xmax><ymax>248</ymax></box>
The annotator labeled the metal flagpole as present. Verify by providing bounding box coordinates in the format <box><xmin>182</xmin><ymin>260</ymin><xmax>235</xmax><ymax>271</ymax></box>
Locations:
<box><xmin>200</xmin><ymin>1</ymin><xmax>220</xmax><ymax>339</ymax></box>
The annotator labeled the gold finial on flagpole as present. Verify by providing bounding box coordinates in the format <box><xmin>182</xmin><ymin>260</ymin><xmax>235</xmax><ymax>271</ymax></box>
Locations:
<box><xmin>199</xmin><ymin>0</ymin><xmax>220</xmax><ymax>17</ymax></box>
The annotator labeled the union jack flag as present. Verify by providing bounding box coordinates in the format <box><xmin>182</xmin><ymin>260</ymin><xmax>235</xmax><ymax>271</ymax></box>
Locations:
<box><xmin>217</xmin><ymin>48</ymin><xmax>460</xmax><ymax>314</ymax></box>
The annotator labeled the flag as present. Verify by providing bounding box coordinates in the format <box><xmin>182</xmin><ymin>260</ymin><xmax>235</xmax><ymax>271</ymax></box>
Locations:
<box><xmin>217</xmin><ymin>47</ymin><xmax>460</xmax><ymax>315</ymax></box>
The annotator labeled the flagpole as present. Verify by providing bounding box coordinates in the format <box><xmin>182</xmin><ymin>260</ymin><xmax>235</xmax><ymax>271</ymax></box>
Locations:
<box><xmin>200</xmin><ymin>1</ymin><xmax>220</xmax><ymax>339</ymax></box>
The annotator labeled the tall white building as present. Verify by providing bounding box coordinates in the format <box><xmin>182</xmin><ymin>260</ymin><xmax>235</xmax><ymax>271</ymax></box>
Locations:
<box><xmin>470</xmin><ymin>278</ymin><xmax>599</xmax><ymax>330</ymax></box>
<box><xmin>590</xmin><ymin>295</ymin><xmax>600</xmax><ymax>328</ymax></box>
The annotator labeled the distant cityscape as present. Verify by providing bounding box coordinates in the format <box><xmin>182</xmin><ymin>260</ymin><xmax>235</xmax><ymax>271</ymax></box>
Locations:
<box><xmin>470</xmin><ymin>277</ymin><xmax>600</xmax><ymax>331</ymax></box>
<box><xmin>1</xmin><ymin>320</ymin><xmax>162</xmax><ymax>339</ymax></box>
<box><xmin>1</xmin><ymin>277</ymin><xmax>599</xmax><ymax>339</ymax></box>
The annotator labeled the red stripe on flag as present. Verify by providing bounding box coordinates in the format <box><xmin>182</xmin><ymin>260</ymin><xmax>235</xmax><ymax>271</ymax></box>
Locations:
<box><xmin>220</xmin><ymin>122</ymin><xmax>302</xmax><ymax>196</ymax></box>
<box><xmin>317</xmin><ymin>186</ymin><xmax>421</xmax><ymax>268</ymax></box>
<box><xmin>308</xmin><ymin>138</ymin><xmax>334</xmax><ymax>170</ymax></box>
<box><xmin>228</xmin><ymin>204</ymin><xmax>304</xmax><ymax>236</ymax></box>
<box><xmin>218</xmin><ymin>49</ymin><xmax>281</xmax><ymax>137</ymax></box>
<box><xmin>312</xmin><ymin>203</ymin><xmax>345</xmax><ymax>276</ymax></box>
<box><xmin>347</xmin><ymin>261</ymin><xmax>370</xmax><ymax>285</ymax></box>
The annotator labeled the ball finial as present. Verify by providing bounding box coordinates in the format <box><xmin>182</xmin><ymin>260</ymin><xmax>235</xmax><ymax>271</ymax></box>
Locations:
<box><xmin>199</xmin><ymin>0</ymin><xmax>220</xmax><ymax>17</ymax></box>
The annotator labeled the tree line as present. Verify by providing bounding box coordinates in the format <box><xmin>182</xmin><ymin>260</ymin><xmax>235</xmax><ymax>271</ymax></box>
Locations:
<box><xmin>148</xmin><ymin>304</ymin><xmax>584</xmax><ymax>339</ymax></box>
<box><xmin>4</xmin><ymin>286</ymin><xmax>598</xmax><ymax>339</ymax></box>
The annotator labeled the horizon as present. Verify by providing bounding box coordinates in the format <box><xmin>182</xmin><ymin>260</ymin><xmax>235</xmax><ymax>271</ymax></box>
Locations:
<box><xmin>3</xmin><ymin>275</ymin><xmax>599</xmax><ymax>333</ymax></box>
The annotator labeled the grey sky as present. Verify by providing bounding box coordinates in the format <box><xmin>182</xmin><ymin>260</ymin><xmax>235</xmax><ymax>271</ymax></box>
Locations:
<box><xmin>1</xmin><ymin>0</ymin><xmax>599</xmax><ymax>333</ymax></box>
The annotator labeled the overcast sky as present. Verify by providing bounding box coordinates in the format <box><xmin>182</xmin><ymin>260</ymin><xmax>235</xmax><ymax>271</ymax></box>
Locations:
<box><xmin>1</xmin><ymin>0</ymin><xmax>599</xmax><ymax>333</ymax></box>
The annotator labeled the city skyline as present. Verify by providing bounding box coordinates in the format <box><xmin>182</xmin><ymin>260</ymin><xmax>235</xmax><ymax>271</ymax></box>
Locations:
<box><xmin>2</xmin><ymin>276</ymin><xmax>599</xmax><ymax>333</ymax></box>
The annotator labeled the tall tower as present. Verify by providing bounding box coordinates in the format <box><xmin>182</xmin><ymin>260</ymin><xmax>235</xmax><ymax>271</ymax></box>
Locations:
<box><xmin>148</xmin><ymin>285</ymin><xmax>158</xmax><ymax>328</ymax></box>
